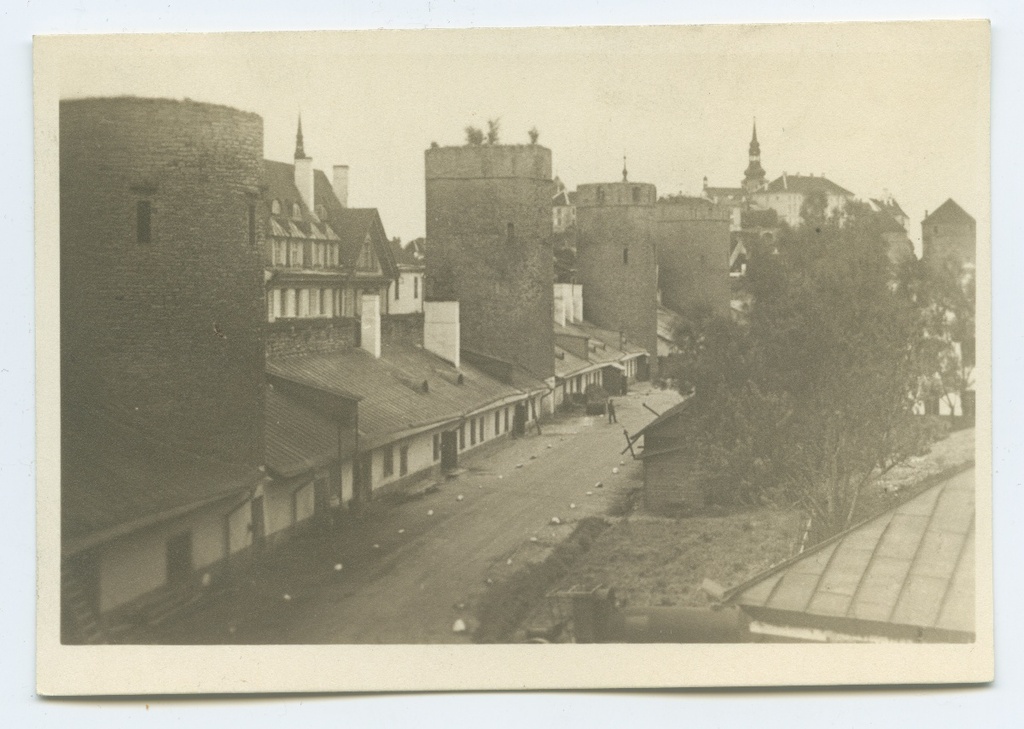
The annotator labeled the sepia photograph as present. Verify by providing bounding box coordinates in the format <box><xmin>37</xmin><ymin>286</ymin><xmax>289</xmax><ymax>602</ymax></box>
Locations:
<box><xmin>34</xmin><ymin>19</ymin><xmax>992</xmax><ymax>694</ymax></box>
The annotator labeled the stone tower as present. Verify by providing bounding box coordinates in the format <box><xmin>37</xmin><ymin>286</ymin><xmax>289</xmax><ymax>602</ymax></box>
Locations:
<box><xmin>574</xmin><ymin>165</ymin><xmax>659</xmax><ymax>378</ymax></box>
<box><xmin>655</xmin><ymin>196</ymin><xmax>732</xmax><ymax>320</ymax></box>
<box><xmin>60</xmin><ymin>97</ymin><xmax>267</xmax><ymax>465</ymax></box>
<box><xmin>424</xmin><ymin>144</ymin><xmax>555</xmax><ymax>379</ymax></box>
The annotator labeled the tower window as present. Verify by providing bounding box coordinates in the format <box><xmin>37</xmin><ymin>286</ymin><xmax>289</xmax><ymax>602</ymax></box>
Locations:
<box><xmin>136</xmin><ymin>201</ymin><xmax>152</xmax><ymax>244</ymax></box>
<box><xmin>507</xmin><ymin>222</ymin><xmax>515</xmax><ymax>243</ymax></box>
<box><xmin>247</xmin><ymin>204</ymin><xmax>257</xmax><ymax>247</ymax></box>
<box><xmin>623</xmin><ymin>247</ymin><xmax>629</xmax><ymax>265</ymax></box>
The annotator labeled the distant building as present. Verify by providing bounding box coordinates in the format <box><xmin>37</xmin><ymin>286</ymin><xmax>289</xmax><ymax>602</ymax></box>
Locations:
<box><xmin>922</xmin><ymin>198</ymin><xmax>976</xmax><ymax>272</ymax></box>
<box><xmin>552</xmin><ymin>176</ymin><xmax>577</xmax><ymax>233</ymax></box>
<box><xmin>752</xmin><ymin>173</ymin><xmax>855</xmax><ymax>228</ymax></box>
<box><xmin>425</xmin><ymin>144</ymin><xmax>556</xmax><ymax>382</ymax></box>
<box><xmin>388</xmin><ymin>237</ymin><xmax>425</xmax><ymax>315</ymax></box>
<box><xmin>574</xmin><ymin>167</ymin><xmax>660</xmax><ymax>379</ymax></box>
<box><xmin>60</xmin><ymin>97</ymin><xmax>268</xmax><ymax>641</ymax></box>
<box><xmin>867</xmin><ymin>192</ymin><xmax>915</xmax><ymax>265</ymax></box>
<box><xmin>723</xmin><ymin>469</ymin><xmax>975</xmax><ymax>643</ymax></box>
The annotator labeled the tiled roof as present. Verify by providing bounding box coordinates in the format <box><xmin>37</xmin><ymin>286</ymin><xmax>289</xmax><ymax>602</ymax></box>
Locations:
<box><xmin>62</xmin><ymin>405</ymin><xmax>263</xmax><ymax>554</ymax></box>
<box><xmin>264</xmin><ymin>387</ymin><xmax>357</xmax><ymax>479</ymax></box>
<box><xmin>923</xmin><ymin>199</ymin><xmax>975</xmax><ymax>226</ymax></box>
<box><xmin>763</xmin><ymin>174</ymin><xmax>854</xmax><ymax>197</ymax></box>
<box><xmin>724</xmin><ymin>468</ymin><xmax>975</xmax><ymax>641</ymax></box>
<box><xmin>554</xmin><ymin>345</ymin><xmax>601</xmax><ymax>379</ymax></box>
<box><xmin>266</xmin><ymin>343</ymin><xmax>544</xmax><ymax>450</ymax></box>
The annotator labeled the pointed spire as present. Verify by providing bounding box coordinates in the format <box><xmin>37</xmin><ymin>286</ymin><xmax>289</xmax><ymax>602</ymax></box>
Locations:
<box><xmin>622</xmin><ymin>154</ymin><xmax>628</xmax><ymax>183</ymax></box>
<box><xmin>748</xmin><ymin>118</ymin><xmax>760</xmax><ymax>157</ymax></box>
<box><xmin>294</xmin><ymin>114</ymin><xmax>307</xmax><ymax>159</ymax></box>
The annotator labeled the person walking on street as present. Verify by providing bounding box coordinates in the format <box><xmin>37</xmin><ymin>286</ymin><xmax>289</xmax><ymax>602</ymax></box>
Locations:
<box><xmin>607</xmin><ymin>398</ymin><xmax>617</xmax><ymax>424</ymax></box>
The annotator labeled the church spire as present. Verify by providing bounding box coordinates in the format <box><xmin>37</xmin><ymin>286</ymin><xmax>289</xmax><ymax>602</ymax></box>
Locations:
<box><xmin>743</xmin><ymin>118</ymin><xmax>766</xmax><ymax>193</ymax></box>
<box><xmin>622</xmin><ymin>154</ymin><xmax>628</xmax><ymax>183</ymax></box>
<box><xmin>294</xmin><ymin>114</ymin><xmax>307</xmax><ymax>159</ymax></box>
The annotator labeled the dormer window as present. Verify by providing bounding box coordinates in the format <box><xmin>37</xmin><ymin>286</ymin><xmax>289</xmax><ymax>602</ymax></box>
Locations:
<box><xmin>271</xmin><ymin>199</ymin><xmax>281</xmax><ymax>215</ymax></box>
<box><xmin>316</xmin><ymin>204</ymin><xmax>327</xmax><ymax>219</ymax></box>
<box><xmin>292</xmin><ymin>202</ymin><xmax>301</xmax><ymax>219</ymax></box>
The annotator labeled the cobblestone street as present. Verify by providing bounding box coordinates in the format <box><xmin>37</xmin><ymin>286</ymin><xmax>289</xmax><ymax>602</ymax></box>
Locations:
<box><xmin>149</xmin><ymin>386</ymin><xmax>683</xmax><ymax>644</ymax></box>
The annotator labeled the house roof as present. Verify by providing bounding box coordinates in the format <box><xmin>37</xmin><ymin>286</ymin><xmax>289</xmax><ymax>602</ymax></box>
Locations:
<box><xmin>264</xmin><ymin>159</ymin><xmax>339</xmax><ymax>240</ymax></box>
<box><xmin>632</xmin><ymin>395</ymin><xmax>694</xmax><ymax>439</ymax></box>
<box><xmin>723</xmin><ymin>468</ymin><xmax>975</xmax><ymax>641</ymax></box>
<box><xmin>389</xmin><ymin>237</ymin><xmax>424</xmax><ymax>269</ymax></box>
<box><xmin>923</xmin><ymin>199</ymin><xmax>976</xmax><ymax>226</ymax></box>
<box><xmin>869</xmin><ymin>196</ymin><xmax>909</xmax><ymax>221</ymax></box>
<box><xmin>264</xmin><ymin>387</ymin><xmax>357</xmax><ymax>479</ymax></box>
<box><xmin>62</xmin><ymin>405</ymin><xmax>263</xmax><ymax>554</ymax></box>
<box><xmin>704</xmin><ymin>186</ymin><xmax>744</xmax><ymax>199</ymax></box>
<box><xmin>266</xmin><ymin>342</ymin><xmax>545</xmax><ymax>450</ymax></box>
<box><xmin>554</xmin><ymin>345</ymin><xmax>602</xmax><ymax>380</ymax></box>
<box><xmin>763</xmin><ymin>174</ymin><xmax>854</xmax><ymax>198</ymax></box>
<box><xmin>556</xmin><ymin>320</ymin><xmax>648</xmax><ymax>361</ymax></box>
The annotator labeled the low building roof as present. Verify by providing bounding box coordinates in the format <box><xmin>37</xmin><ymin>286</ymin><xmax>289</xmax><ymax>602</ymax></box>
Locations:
<box><xmin>723</xmin><ymin>468</ymin><xmax>975</xmax><ymax>641</ymax></box>
<box><xmin>554</xmin><ymin>345</ymin><xmax>602</xmax><ymax>380</ymax></box>
<box><xmin>264</xmin><ymin>387</ymin><xmax>357</xmax><ymax>479</ymax></box>
<box><xmin>62</xmin><ymin>405</ymin><xmax>263</xmax><ymax>555</ymax></box>
<box><xmin>556</xmin><ymin>320</ymin><xmax>648</xmax><ymax>362</ymax></box>
<box><xmin>266</xmin><ymin>342</ymin><xmax>546</xmax><ymax>450</ymax></box>
<box><xmin>632</xmin><ymin>396</ymin><xmax>694</xmax><ymax>440</ymax></box>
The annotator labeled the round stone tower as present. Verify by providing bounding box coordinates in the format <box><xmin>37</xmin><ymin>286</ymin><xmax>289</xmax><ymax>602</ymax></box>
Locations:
<box><xmin>574</xmin><ymin>179</ymin><xmax>659</xmax><ymax>379</ymax></box>
<box><xmin>60</xmin><ymin>97</ymin><xmax>266</xmax><ymax>465</ymax></box>
<box><xmin>655</xmin><ymin>197</ymin><xmax>732</xmax><ymax>320</ymax></box>
<box><xmin>424</xmin><ymin>144</ymin><xmax>555</xmax><ymax>379</ymax></box>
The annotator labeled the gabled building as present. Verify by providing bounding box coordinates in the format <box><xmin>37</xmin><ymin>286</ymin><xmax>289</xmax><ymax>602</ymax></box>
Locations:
<box><xmin>923</xmin><ymin>198</ymin><xmax>976</xmax><ymax>272</ymax></box>
<box><xmin>387</xmin><ymin>237</ymin><xmax>425</xmax><ymax>315</ymax></box>
<box><xmin>752</xmin><ymin>173</ymin><xmax>855</xmax><ymax>228</ymax></box>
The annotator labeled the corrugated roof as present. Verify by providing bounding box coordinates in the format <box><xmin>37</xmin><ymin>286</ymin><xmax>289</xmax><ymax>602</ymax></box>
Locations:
<box><xmin>266</xmin><ymin>342</ymin><xmax>544</xmax><ymax>450</ymax></box>
<box><xmin>62</xmin><ymin>405</ymin><xmax>263</xmax><ymax>554</ymax></box>
<box><xmin>724</xmin><ymin>468</ymin><xmax>975</xmax><ymax>640</ymax></box>
<box><xmin>264</xmin><ymin>387</ymin><xmax>357</xmax><ymax>479</ymax></box>
<box><xmin>555</xmin><ymin>320</ymin><xmax>648</xmax><ymax>363</ymax></box>
<box><xmin>763</xmin><ymin>174</ymin><xmax>854</xmax><ymax>197</ymax></box>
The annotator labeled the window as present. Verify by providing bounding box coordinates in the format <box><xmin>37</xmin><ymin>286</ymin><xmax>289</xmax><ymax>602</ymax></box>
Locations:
<box><xmin>413</xmin><ymin>276</ymin><xmax>419</xmax><ymax>299</ymax></box>
<box><xmin>459</xmin><ymin>424</ymin><xmax>465</xmax><ymax>450</ymax></box>
<box><xmin>298</xmin><ymin>289</ymin><xmax>310</xmax><ymax>318</ymax></box>
<box><xmin>470</xmin><ymin>418</ymin><xmax>477</xmax><ymax>446</ymax></box>
<box><xmin>136</xmin><ymin>201</ymin><xmax>152</xmax><ymax>244</ymax></box>
<box><xmin>284</xmin><ymin>288</ymin><xmax>297</xmax><ymax>318</ymax></box>
<box><xmin>495</xmin><ymin>411</ymin><xmax>501</xmax><ymax>434</ymax></box>
<box><xmin>272</xmin><ymin>240</ymin><xmax>287</xmax><ymax>266</ymax></box>
<box><xmin>248</xmin><ymin>204</ymin><xmax>257</xmax><ymax>247</ymax></box>
<box><xmin>342</xmin><ymin>288</ymin><xmax>355</xmax><ymax>317</ymax></box>
<box><xmin>432</xmin><ymin>433</ymin><xmax>441</xmax><ymax>461</ymax></box>
<box><xmin>322</xmin><ymin>289</ymin><xmax>333</xmax><ymax>318</ymax></box>
<box><xmin>290</xmin><ymin>241</ymin><xmax>302</xmax><ymax>268</ymax></box>
<box><xmin>478</xmin><ymin>418</ymin><xmax>485</xmax><ymax>442</ymax></box>
<box><xmin>271</xmin><ymin>199</ymin><xmax>282</xmax><ymax>215</ymax></box>
<box><xmin>309</xmin><ymin>288</ymin><xmax>321</xmax><ymax>317</ymax></box>
<box><xmin>292</xmin><ymin>202</ymin><xmax>301</xmax><ymax>218</ymax></box>
<box><xmin>507</xmin><ymin>222</ymin><xmax>515</xmax><ymax>243</ymax></box>
<box><xmin>504</xmin><ymin>408</ymin><xmax>510</xmax><ymax>433</ymax></box>
<box><xmin>382</xmin><ymin>445</ymin><xmax>394</xmax><ymax>478</ymax></box>
<box><xmin>399</xmin><ymin>445</ymin><xmax>409</xmax><ymax>476</ymax></box>
<box><xmin>334</xmin><ymin>288</ymin><xmax>342</xmax><ymax>317</ymax></box>
<box><xmin>623</xmin><ymin>247</ymin><xmax>629</xmax><ymax>265</ymax></box>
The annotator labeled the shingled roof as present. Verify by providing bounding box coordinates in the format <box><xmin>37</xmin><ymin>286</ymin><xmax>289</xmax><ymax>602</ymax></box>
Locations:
<box><xmin>723</xmin><ymin>468</ymin><xmax>976</xmax><ymax>642</ymax></box>
<box><xmin>264</xmin><ymin>387</ymin><xmax>358</xmax><ymax>479</ymax></box>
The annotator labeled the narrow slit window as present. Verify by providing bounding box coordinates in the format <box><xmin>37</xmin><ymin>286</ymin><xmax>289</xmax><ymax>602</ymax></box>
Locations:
<box><xmin>623</xmin><ymin>247</ymin><xmax>629</xmax><ymax>265</ymax></box>
<box><xmin>137</xmin><ymin>201</ymin><xmax>152</xmax><ymax>244</ymax></box>
<box><xmin>506</xmin><ymin>222</ymin><xmax>515</xmax><ymax>243</ymax></box>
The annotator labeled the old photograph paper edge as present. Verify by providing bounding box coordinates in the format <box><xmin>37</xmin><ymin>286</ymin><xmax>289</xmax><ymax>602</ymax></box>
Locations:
<box><xmin>34</xmin><ymin>21</ymin><xmax>993</xmax><ymax>695</ymax></box>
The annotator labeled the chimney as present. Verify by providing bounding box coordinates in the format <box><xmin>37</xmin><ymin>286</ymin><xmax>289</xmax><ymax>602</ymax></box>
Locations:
<box><xmin>333</xmin><ymin>164</ymin><xmax>350</xmax><ymax>208</ymax></box>
<box><xmin>572</xmin><ymin>284</ymin><xmax>584</xmax><ymax>323</ymax></box>
<box><xmin>553</xmin><ymin>294</ymin><xmax>566</xmax><ymax>327</ymax></box>
<box><xmin>423</xmin><ymin>301</ymin><xmax>460</xmax><ymax>369</ymax></box>
<box><xmin>360</xmin><ymin>293</ymin><xmax>382</xmax><ymax>359</ymax></box>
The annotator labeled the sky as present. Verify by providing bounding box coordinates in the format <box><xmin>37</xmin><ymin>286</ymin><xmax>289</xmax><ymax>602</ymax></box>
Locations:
<box><xmin>49</xmin><ymin>22</ymin><xmax>988</xmax><ymax>250</ymax></box>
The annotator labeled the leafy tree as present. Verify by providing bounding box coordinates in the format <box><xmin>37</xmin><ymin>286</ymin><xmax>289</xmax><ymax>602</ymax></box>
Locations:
<box><xmin>486</xmin><ymin>118</ymin><xmax>501</xmax><ymax>144</ymax></box>
<box><xmin>663</xmin><ymin>201</ymin><xmax>948</xmax><ymax>541</ymax></box>
<box><xmin>465</xmin><ymin>126</ymin><xmax>484</xmax><ymax>145</ymax></box>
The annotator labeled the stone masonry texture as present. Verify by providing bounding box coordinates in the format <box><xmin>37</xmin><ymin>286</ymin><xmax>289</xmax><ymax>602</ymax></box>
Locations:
<box><xmin>60</xmin><ymin>97</ymin><xmax>266</xmax><ymax>466</ymax></box>
<box><xmin>575</xmin><ymin>182</ymin><xmax>659</xmax><ymax>379</ymax></box>
<box><xmin>424</xmin><ymin>145</ymin><xmax>555</xmax><ymax>379</ymax></box>
<box><xmin>655</xmin><ymin>199</ymin><xmax>732</xmax><ymax>319</ymax></box>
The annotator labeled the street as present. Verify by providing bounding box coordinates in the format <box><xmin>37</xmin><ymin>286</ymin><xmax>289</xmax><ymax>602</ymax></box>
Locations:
<box><xmin>151</xmin><ymin>386</ymin><xmax>683</xmax><ymax>644</ymax></box>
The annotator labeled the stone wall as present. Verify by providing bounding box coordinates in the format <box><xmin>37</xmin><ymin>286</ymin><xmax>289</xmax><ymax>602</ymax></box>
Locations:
<box><xmin>60</xmin><ymin>97</ymin><xmax>266</xmax><ymax>465</ymax></box>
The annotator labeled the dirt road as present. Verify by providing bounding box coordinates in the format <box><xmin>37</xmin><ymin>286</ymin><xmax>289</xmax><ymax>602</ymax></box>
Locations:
<box><xmin>152</xmin><ymin>386</ymin><xmax>682</xmax><ymax>644</ymax></box>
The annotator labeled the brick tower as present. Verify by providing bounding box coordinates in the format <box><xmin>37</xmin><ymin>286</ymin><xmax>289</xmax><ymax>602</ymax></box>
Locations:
<box><xmin>424</xmin><ymin>144</ymin><xmax>555</xmax><ymax>379</ymax></box>
<box><xmin>574</xmin><ymin>163</ymin><xmax>659</xmax><ymax>378</ymax></box>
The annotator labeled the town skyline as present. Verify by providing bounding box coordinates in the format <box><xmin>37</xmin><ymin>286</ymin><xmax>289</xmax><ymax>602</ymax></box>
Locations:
<box><xmin>55</xmin><ymin>23</ymin><xmax>988</xmax><ymax>250</ymax></box>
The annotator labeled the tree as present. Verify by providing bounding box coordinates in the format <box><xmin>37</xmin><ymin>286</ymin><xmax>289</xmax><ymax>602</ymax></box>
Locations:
<box><xmin>528</xmin><ymin>126</ymin><xmax>539</xmax><ymax>144</ymax></box>
<box><xmin>664</xmin><ymin>201</ymin><xmax>946</xmax><ymax>541</ymax></box>
<box><xmin>486</xmin><ymin>118</ymin><xmax>501</xmax><ymax>145</ymax></box>
<box><xmin>465</xmin><ymin>126</ymin><xmax>484</xmax><ymax>145</ymax></box>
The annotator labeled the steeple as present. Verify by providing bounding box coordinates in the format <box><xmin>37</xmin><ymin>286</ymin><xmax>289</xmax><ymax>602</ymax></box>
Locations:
<box><xmin>294</xmin><ymin>114</ymin><xmax>307</xmax><ymax>160</ymax></box>
<box><xmin>743</xmin><ymin>118</ymin><xmax>766</xmax><ymax>193</ymax></box>
<box><xmin>622</xmin><ymin>155</ymin><xmax>628</xmax><ymax>183</ymax></box>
